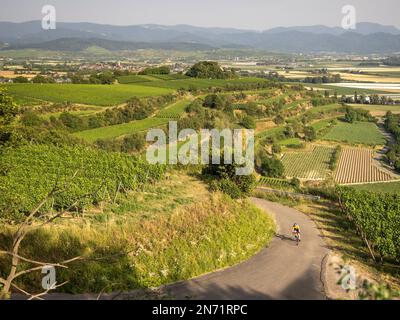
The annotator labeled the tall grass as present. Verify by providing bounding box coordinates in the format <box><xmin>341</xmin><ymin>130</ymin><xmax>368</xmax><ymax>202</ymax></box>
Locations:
<box><xmin>0</xmin><ymin>194</ymin><xmax>275</xmax><ymax>294</ymax></box>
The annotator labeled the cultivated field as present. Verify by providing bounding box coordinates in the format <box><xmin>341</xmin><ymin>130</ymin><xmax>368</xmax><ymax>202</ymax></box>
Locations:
<box><xmin>335</xmin><ymin>147</ymin><xmax>395</xmax><ymax>184</ymax></box>
<box><xmin>74</xmin><ymin>117</ymin><xmax>169</xmax><ymax>142</ymax></box>
<box><xmin>281</xmin><ymin>145</ymin><xmax>334</xmax><ymax>180</ymax></box>
<box><xmin>4</xmin><ymin>83</ymin><xmax>174</xmax><ymax>106</ymax></box>
<box><xmin>350</xmin><ymin>104</ymin><xmax>400</xmax><ymax>116</ymax></box>
<box><xmin>155</xmin><ymin>99</ymin><xmax>192</xmax><ymax>119</ymax></box>
<box><xmin>322</xmin><ymin>121</ymin><xmax>386</xmax><ymax>146</ymax></box>
<box><xmin>350</xmin><ymin>181</ymin><xmax>400</xmax><ymax>194</ymax></box>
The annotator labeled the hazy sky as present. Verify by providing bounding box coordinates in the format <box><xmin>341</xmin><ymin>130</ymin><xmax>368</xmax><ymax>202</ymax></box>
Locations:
<box><xmin>0</xmin><ymin>0</ymin><xmax>399</xmax><ymax>30</ymax></box>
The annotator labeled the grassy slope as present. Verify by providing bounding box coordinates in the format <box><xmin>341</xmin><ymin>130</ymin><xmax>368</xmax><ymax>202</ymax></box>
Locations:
<box><xmin>74</xmin><ymin>99</ymin><xmax>193</xmax><ymax>142</ymax></box>
<box><xmin>74</xmin><ymin>117</ymin><xmax>169</xmax><ymax>142</ymax></box>
<box><xmin>1</xmin><ymin>174</ymin><xmax>275</xmax><ymax>293</ymax></box>
<box><xmin>322</xmin><ymin>121</ymin><xmax>386</xmax><ymax>145</ymax></box>
<box><xmin>5</xmin><ymin>83</ymin><xmax>174</xmax><ymax>106</ymax></box>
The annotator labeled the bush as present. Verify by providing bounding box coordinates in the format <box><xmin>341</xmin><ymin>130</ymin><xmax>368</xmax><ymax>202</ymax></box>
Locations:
<box><xmin>211</xmin><ymin>179</ymin><xmax>242</xmax><ymax>199</ymax></box>
<box><xmin>203</xmin><ymin>161</ymin><xmax>257</xmax><ymax>198</ymax></box>
<box><xmin>186</xmin><ymin>61</ymin><xmax>236</xmax><ymax>79</ymax></box>
<box><xmin>260</xmin><ymin>156</ymin><xmax>285</xmax><ymax>178</ymax></box>
<box><xmin>241</xmin><ymin>116</ymin><xmax>256</xmax><ymax>130</ymax></box>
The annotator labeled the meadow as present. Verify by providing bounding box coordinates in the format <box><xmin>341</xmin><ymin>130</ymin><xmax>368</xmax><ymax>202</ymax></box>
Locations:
<box><xmin>4</xmin><ymin>83</ymin><xmax>174</xmax><ymax>106</ymax></box>
<box><xmin>155</xmin><ymin>99</ymin><xmax>192</xmax><ymax>119</ymax></box>
<box><xmin>0</xmin><ymin>173</ymin><xmax>275</xmax><ymax>293</ymax></box>
<box><xmin>322</xmin><ymin>121</ymin><xmax>386</xmax><ymax>145</ymax></box>
<box><xmin>350</xmin><ymin>104</ymin><xmax>400</xmax><ymax>116</ymax></box>
<box><xmin>74</xmin><ymin>117</ymin><xmax>169</xmax><ymax>142</ymax></box>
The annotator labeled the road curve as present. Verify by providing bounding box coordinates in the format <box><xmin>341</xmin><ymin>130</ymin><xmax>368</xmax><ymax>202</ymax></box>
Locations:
<box><xmin>163</xmin><ymin>198</ymin><xmax>329</xmax><ymax>300</ymax></box>
<box><xmin>12</xmin><ymin>198</ymin><xmax>328</xmax><ymax>300</ymax></box>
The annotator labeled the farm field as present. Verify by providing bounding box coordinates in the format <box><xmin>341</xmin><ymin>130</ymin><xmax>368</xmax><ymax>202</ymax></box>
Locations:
<box><xmin>278</xmin><ymin>138</ymin><xmax>302</xmax><ymax>147</ymax></box>
<box><xmin>281</xmin><ymin>145</ymin><xmax>334</xmax><ymax>180</ymax></box>
<box><xmin>335</xmin><ymin>147</ymin><xmax>395</xmax><ymax>184</ymax></box>
<box><xmin>138</xmin><ymin>77</ymin><xmax>269</xmax><ymax>90</ymax></box>
<box><xmin>291</xmin><ymin>82</ymin><xmax>391</xmax><ymax>95</ymax></box>
<box><xmin>4</xmin><ymin>83</ymin><xmax>174</xmax><ymax>106</ymax></box>
<box><xmin>155</xmin><ymin>98</ymin><xmax>192</xmax><ymax>119</ymax></box>
<box><xmin>325</xmin><ymin>82</ymin><xmax>400</xmax><ymax>94</ymax></box>
<box><xmin>74</xmin><ymin>117</ymin><xmax>169</xmax><ymax>142</ymax></box>
<box><xmin>322</xmin><ymin>121</ymin><xmax>386</xmax><ymax>145</ymax></box>
<box><xmin>349</xmin><ymin>104</ymin><xmax>400</xmax><ymax>116</ymax></box>
<box><xmin>336</xmin><ymin>72</ymin><xmax>400</xmax><ymax>83</ymax></box>
<box><xmin>350</xmin><ymin>181</ymin><xmax>400</xmax><ymax>194</ymax></box>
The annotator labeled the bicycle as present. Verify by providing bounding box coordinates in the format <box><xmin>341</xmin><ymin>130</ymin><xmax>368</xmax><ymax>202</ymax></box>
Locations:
<box><xmin>293</xmin><ymin>231</ymin><xmax>301</xmax><ymax>246</ymax></box>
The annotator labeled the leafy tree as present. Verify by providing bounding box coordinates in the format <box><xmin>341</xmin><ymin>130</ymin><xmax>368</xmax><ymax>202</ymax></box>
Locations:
<box><xmin>241</xmin><ymin>115</ymin><xmax>256</xmax><ymax>130</ymax></box>
<box><xmin>121</xmin><ymin>133</ymin><xmax>146</xmax><ymax>153</ymax></box>
<box><xmin>13</xmin><ymin>76</ymin><xmax>29</xmax><ymax>83</ymax></box>
<box><xmin>304</xmin><ymin>126</ymin><xmax>316</xmax><ymax>141</ymax></box>
<box><xmin>272</xmin><ymin>143</ymin><xmax>282</xmax><ymax>154</ymax></box>
<box><xmin>20</xmin><ymin>111</ymin><xmax>43</xmax><ymax>127</ymax></box>
<box><xmin>260</xmin><ymin>156</ymin><xmax>285</xmax><ymax>178</ymax></box>
<box><xmin>0</xmin><ymin>88</ymin><xmax>18</xmax><ymax>126</ymax></box>
<box><xmin>203</xmin><ymin>94</ymin><xmax>227</xmax><ymax>110</ymax></box>
<box><xmin>186</xmin><ymin>61</ymin><xmax>235</xmax><ymax>79</ymax></box>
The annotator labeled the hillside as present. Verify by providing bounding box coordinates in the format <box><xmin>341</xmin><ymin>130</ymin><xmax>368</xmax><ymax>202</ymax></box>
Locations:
<box><xmin>2</xmin><ymin>21</ymin><xmax>400</xmax><ymax>53</ymax></box>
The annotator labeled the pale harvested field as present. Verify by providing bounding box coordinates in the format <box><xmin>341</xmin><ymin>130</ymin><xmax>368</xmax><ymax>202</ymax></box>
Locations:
<box><xmin>0</xmin><ymin>70</ymin><xmax>38</xmax><ymax>79</ymax></box>
<box><xmin>337</xmin><ymin>72</ymin><xmax>400</xmax><ymax>83</ymax></box>
<box><xmin>327</xmin><ymin>67</ymin><xmax>400</xmax><ymax>72</ymax></box>
<box><xmin>335</xmin><ymin>147</ymin><xmax>395</xmax><ymax>184</ymax></box>
<box><xmin>256</xmin><ymin>120</ymin><xmax>277</xmax><ymax>133</ymax></box>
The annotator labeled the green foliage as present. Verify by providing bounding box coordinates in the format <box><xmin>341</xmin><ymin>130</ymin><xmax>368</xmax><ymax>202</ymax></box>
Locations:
<box><xmin>31</xmin><ymin>75</ymin><xmax>55</xmax><ymax>83</ymax></box>
<box><xmin>344</xmin><ymin>106</ymin><xmax>374</xmax><ymax>123</ymax></box>
<box><xmin>203</xmin><ymin>94</ymin><xmax>229</xmax><ymax>110</ymax></box>
<box><xmin>5</xmin><ymin>84</ymin><xmax>173</xmax><ymax>106</ymax></box>
<box><xmin>203</xmin><ymin>161</ymin><xmax>257</xmax><ymax>198</ymax></box>
<box><xmin>186</xmin><ymin>61</ymin><xmax>236</xmax><ymax>79</ymax></box>
<box><xmin>260</xmin><ymin>156</ymin><xmax>285</xmax><ymax>178</ymax></box>
<box><xmin>330</xmin><ymin>145</ymin><xmax>342</xmax><ymax>171</ymax></box>
<box><xmin>358</xmin><ymin>280</ymin><xmax>400</xmax><ymax>300</ymax></box>
<box><xmin>338</xmin><ymin>188</ymin><xmax>400</xmax><ymax>262</ymax></box>
<box><xmin>0</xmin><ymin>88</ymin><xmax>18</xmax><ymax>126</ymax></box>
<box><xmin>139</xmin><ymin>66</ymin><xmax>170</xmax><ymax>75</ymax></box>
<box><xmin>13</xmin><ymin>76</ymin><xmax>29</xmax><ymax>83</ymax></box>
<box><xmin>304</xmin><ymin>126</ymin><xmax>317</xmax><ymax>141</ymax></box>
<box><xmin>241</xmin><ymin>115</ymin><xmax>256</xmax><ymax>130</ymax></box>
<box><xmin>0</xmin><ymin>144</ymin><xmax>166</xmax><ymax>221</ymax></box>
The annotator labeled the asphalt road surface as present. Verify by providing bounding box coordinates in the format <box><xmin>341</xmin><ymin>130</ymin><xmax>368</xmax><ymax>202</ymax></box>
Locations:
<box><xmin>164</xmin><ymin>198</ymin><xmax>329</xmax><ymax>300</ymax></box>
<box><xmin>13</xmin><ymin>198</ymin><xmax>329</xmax><ymax>300</ymax></box>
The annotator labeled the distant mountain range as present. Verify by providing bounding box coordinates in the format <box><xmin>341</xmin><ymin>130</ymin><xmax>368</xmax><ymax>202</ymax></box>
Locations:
<box><xmin>1</xmin><ymin>21</ymin><xmax>400</xmax><ymax>53</ymax></box>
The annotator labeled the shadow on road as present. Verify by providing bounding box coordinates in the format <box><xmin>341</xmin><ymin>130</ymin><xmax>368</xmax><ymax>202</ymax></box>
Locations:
<box><xmin>275</xmin><ymin>233</ymin><xmax>296</xmax><ymax>242</ymax></box>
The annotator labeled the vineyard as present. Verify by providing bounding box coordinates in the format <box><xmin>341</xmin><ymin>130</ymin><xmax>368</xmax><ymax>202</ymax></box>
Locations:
<box><xmin>258</xmin><ymin>177</ymin><xmax>292</xmax><ymax>188</ymax></box>
<box><xmin>281</xmin><ymin>146</ymin><xmax>335</xmax><ymax>180</ymax></box>
<box><xmin>4</xmin><ymin>83</ymin><xmax>174</xmax><ymax>106</ymax></box>
<box><xmin>0</xmin><ymin>144</ymin><xmax>166</xmax><ymax>220</ymax></box>
<box><xmin>335</xmin><ymin>147</ymin><xmax>396</xmax><ymax>184</ymax></box>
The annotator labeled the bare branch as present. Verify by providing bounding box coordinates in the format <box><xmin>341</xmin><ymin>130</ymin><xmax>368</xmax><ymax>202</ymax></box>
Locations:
<box><xmin>27</xmin><ymin>281</ymin><xmax>69</xmax><ymax>300</ymax></box>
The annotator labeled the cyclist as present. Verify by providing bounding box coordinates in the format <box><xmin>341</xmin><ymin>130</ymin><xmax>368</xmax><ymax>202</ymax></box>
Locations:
<box><xmin>292</xmin><ymin>223</ymin><xmax>301</xmax><ymax>242</ymax></box>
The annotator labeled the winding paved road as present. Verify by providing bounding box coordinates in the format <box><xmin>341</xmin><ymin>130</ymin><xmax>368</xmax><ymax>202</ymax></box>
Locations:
<box><xmin>163</xmin><ymin>198</ymin><xmax>329</xmax><ymax>300</ymax></box>
<box><xmin>13</xmin><ymin>198</ymin><xmax>329</xmax><ymax>300</ymax></box>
